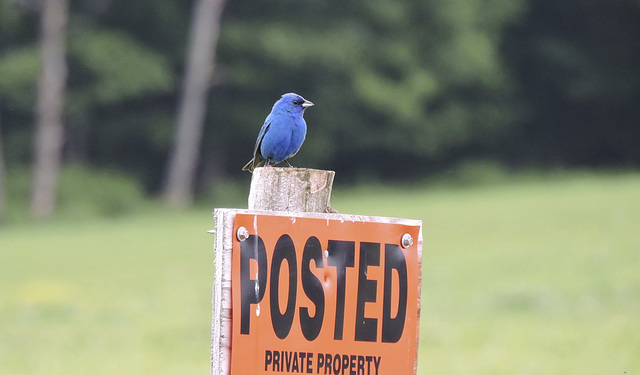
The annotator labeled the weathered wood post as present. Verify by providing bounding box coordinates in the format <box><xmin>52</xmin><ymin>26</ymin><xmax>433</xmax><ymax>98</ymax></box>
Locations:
<box><xmin>211</xmin><ymin>167</ymin><xmax>423</xmax><ymax>375</ymax></box>
<box><xmin>248</xmin><ymin>167</ymin><xmax>336</xmax><ymax>213</ymax></box>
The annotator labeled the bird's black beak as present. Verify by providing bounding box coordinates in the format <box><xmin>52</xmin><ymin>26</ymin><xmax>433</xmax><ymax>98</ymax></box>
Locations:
<box><xmin>302</xmin><ymin>99</ymin><xmax>314</xmax><ymax>108</ymax></box>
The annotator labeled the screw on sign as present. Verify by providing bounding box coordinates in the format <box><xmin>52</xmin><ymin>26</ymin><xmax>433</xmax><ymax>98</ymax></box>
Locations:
<box><xmin>230</xmin><ymin>213</ymin><xmax>422</xmax><ymax>375</ymax></box>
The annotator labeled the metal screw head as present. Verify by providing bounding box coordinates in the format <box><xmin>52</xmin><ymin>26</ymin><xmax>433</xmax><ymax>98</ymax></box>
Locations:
<box><xmin>236</xmin><ymin>226</ymin><xmax>249</xmax><ymax>241</ymax></box>
<box><xmin>401</xmin><ymin>233</ymin><xmax>414</xmax><ymax>248</ymax></box>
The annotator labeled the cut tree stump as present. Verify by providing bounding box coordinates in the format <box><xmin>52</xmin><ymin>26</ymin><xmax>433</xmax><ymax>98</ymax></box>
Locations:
<box><xmin>248</xmin><ymin>167</ymin><xmax>336</xmax><ymax>213</ymax></box>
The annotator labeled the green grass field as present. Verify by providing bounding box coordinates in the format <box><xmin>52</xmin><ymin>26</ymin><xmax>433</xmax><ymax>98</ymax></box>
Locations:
<box><xmin>1</xmin><ymin>173</ymin><xmax>639</xmax><ymax>374</ymax></box>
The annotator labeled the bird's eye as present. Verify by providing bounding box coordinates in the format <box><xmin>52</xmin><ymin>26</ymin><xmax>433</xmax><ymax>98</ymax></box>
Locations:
<box><xmin>292</xmin><ymin>100</ymin><xmax>301</xmax><ymax>105</ymax></box>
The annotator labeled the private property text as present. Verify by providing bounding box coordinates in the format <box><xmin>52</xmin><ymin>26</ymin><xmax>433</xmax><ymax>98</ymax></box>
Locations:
<box><xmin>264</xmin><ymin>350</ymin><xmax>381</xmax><ymax>375</ymax></box>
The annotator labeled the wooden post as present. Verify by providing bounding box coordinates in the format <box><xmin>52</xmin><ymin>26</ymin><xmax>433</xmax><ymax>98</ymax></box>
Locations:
<box><xmin>211</xmin><ymin>209</ymin><xmax>233</xmax><ymax>375</ymax></box>
<box><xmin>248</xmin><ymin>167</ymin><xmax>336</xmax><ymax>213</ymax></box>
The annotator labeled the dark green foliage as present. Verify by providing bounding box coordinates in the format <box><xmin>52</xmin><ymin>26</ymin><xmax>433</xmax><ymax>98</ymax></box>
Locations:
<box><xmin>502</xmin><ymin>0</ymin><xmax>640</xmax><ymax>167</ymax></box>
<box><xmin>211</xmin><ymin>0</ymin><xmax>526</xmax><ymax>181</ymax></box>
<box><xmin>0</xmin><ymin>0</ymin><xmax>638</xmax><ymax>205</ymax></box>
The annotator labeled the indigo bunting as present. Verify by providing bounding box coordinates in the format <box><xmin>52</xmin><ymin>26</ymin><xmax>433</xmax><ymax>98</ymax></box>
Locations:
<box><xmin>242</xmin><ymin>93</ymin><xmax>314</xmax><ymax>172</ymax></box>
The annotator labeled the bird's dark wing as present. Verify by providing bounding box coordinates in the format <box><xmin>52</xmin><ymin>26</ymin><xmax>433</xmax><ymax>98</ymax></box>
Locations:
<box><xmin>253</xmin><ymin>122</ymin><xmax>270</xmax><ymax>160</ymax></box>
<box><xmin>242</xmin><ymin>122</ymin><xmax>271</xmax><ymax>172</ymax></box>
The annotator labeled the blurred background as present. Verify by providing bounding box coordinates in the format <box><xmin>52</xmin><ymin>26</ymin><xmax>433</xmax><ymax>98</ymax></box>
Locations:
<box><xmin>0</xmin><ymin>0</ymin><xmax>639</xmax><ymax>374</ymax></box>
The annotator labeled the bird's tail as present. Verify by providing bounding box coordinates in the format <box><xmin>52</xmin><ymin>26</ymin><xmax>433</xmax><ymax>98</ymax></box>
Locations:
<box><xmin>242</xmin><ymin>158</ymin><xmax>255</xmax><ymax>172</ymax></box>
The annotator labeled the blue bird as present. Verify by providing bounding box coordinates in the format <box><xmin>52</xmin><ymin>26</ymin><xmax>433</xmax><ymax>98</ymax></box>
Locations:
<box><xmin>242</xmin><ymin>93</ymin><xmax>314</xmax><ymax>172</ymax></box>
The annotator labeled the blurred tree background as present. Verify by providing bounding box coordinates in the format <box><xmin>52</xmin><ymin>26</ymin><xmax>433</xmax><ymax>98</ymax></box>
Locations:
<box><xmin>0</xmin><ymin>0</ymin><xmax>638</xmax><ymax>219</ymax></box>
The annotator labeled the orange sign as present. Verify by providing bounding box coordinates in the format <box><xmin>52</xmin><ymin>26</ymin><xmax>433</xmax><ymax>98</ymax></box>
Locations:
<box><xmin>231</xmin><ymin>213</ymin><xmax>422</xmax><ymax>375</ymax></box>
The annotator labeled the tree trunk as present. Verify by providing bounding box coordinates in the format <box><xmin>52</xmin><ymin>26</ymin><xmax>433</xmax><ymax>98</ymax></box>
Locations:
<box><xmin>248</xmin><ymin>167</ymin><xmax>337</xmax><ymax>213</ymax></box>
<box><xmin>31</xmin><ymin>0</ymin><xmax>68</xmax><ymax>219</ymax></box>
<box><xmin>0</xmin><ymin>113</ymin><xmax>5</xmax><ymax>219</ymax></box>
<box><xmin>163</xmin><ymin>0</ymin><xmax>227</xmax><ymax>208</ymax></box>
